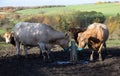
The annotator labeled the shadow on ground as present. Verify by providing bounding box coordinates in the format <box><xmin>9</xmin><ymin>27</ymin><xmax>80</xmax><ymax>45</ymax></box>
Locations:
<box><xmin>0</xmin><ymin>47</ymin><xmax>120</xmax><ymax>76</ymax></box>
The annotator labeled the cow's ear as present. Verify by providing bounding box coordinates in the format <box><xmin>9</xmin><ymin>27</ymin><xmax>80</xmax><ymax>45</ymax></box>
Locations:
<box><xmin>11</xmin><ymin>31</ymin><xmax>14</xmax><ymax>37</ymax></box>
<box><xmin>77</xmin><ymin>33</ymin><xmax>83</xmax><ymax>39</ymax></box>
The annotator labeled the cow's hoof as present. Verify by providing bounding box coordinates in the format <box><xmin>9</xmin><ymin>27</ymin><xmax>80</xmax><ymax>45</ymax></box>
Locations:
<box><xmin>98</xmin><ymin>58</ymin><xmax>103</xmax><ymax>61</ymax></box>
<box><xmin>90</xmin><ymin>57</ymin><xmax>94</xmax><ymax>62</ymax></box>
<box><xmin>89</xmin><ymin>59</ymin><xmax>94</xmax><ymax>62</ymax></box>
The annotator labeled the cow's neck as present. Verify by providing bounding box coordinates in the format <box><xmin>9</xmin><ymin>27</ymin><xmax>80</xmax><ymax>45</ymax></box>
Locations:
<box><xmin>52</xmin><ymin>31</ymin><xmax>65</xmax><ymax>39</ymax></box>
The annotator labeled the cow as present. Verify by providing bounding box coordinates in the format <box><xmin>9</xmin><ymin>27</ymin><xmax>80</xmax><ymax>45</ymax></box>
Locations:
<box><xmin>77</xmin><ymin>23</ymin><xmax>109</xmax><ymax>61</ymax></box>
<box><xmin>69</xmin><ymin>27</ymin><xmax>86</xmax><ymax>43</ymax></box>
<box><xmin>1</xmin><ymin>31</ymin><xmax>16</xmax><ymax>46</ymax></box>
<box><xmin>1</xmin><ymin>31</ymin><xmax>53</xmax><ymax>59</ymax></box>
<box><xmin>14</xmin><ymin>22</ymin><xmax>70</xmax><ymax>60</ymax></box>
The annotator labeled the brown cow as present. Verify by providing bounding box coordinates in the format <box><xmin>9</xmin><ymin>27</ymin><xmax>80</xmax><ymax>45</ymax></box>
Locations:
<box><xmin>77</xmin><ymin>23</ymin><xmax>109</xmax><ymax>61</ymax></box>
<box><xmin>2</xmin><ymin>31</ymin><xmax>15</xmax><ymax>46</ymax></box>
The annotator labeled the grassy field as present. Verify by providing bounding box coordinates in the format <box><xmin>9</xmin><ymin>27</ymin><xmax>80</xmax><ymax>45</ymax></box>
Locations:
<box><xmin>16</xmin><ymin>3</ymin><xmax>120</xmax><ymax>17</ymax></box>
<box><xmin>0</xmin><ymin>29</ymin><xmax>6</xmax><ymax>34</ymax></box>
<box><xmin>106</xmin><ymin>39</ymin><xmax>120</xmax><ymax>47</ymax></box>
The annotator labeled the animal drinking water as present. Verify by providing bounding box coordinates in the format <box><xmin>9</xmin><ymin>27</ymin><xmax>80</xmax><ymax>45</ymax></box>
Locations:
<box><xmin>77</xmin><ymin>23</ymin><xmax>109</xmax><ymax>61</ymax></box>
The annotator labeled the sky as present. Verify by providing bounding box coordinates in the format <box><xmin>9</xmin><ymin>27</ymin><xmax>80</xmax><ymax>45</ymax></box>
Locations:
<box><xmin>0</xmin><ymin>0</ymin><xmax>118</xmax><ymax>7</ymax></box>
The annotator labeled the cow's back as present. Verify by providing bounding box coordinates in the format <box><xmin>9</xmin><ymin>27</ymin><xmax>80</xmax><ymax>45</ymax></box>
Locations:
<box><xmin>14</xmin><ymin>22</ymin><xmax>65</xmax><ymax>46</ymax></box>
<box><xmin>14</xmin><ymin>22</ymin><xmax>50</xmax><ymax>45</ymax></box>
<box><xmin>95</xmin><ymin>23</ymin><xmax>109</xmax><ymax>42</ymax></box>
<box><xmin>87</xmin><ymin>23</ymin><xmax>109</xmax><ymax>42</ymax></box>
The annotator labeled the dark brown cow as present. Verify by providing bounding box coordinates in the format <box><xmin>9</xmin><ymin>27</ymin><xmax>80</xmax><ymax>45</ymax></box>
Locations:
<box><xmin>69</xmin><ymin>27</ymin><xmax>86</xmax><ymax>43</ymax></box>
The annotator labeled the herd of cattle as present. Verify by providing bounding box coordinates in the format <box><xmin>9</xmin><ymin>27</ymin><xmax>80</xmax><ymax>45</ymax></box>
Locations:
<box><xmin>0</xmin><ymin>22</ymin><xmax>109</xmax><ymax>61</ymax></box>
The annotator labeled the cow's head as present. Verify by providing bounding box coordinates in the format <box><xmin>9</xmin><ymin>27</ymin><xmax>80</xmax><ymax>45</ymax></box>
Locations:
<box><xmin>77</xmin><ymin>32</ymin><xmax>87</xmax><ymax>48</ymax></box>
<box><xmin>2</xmin><ymin>31</ymin><xmax>14</xmax><ymax>43</ymax></box>
<box><xmin>56</xmin><ymin>33</ymin><xmax>70</xmax><ymax>50</ymax></box>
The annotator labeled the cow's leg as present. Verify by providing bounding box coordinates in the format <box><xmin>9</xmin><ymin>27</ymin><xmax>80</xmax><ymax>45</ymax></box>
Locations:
<box><xmin>15</xmin><ymin>41</ymin><xmax>20</xmax><ymax>56</ymax></box>
<box><xmin>98</xmin><ymin>43</ymin><xmax>103</xmax><ymax>61</ymax></box>
<box><xmin>90</xmin><ymin>50</ymin><xmax>94</xmax><ymax>61</ymax></box>
<box><xmin>103</xmin><ymin>42</ymin><xmax>106</xmax><ymax>48</ymax></box>
<box><xmin>38</xmin><ymin>43</ymin><xmax>47</xmax><ymax>61</ymax></box>
<box><xmin>45</xmin><ymin>44</ymin><xmax>51</xmax><ymax>59</ymax></box>
<box><xmin>24</xmin><ymin>45</ymin><xmax>28</xmax><ymax>58</ymax></box>
<box><xmin>46</xmin><ymin>49</ymin><xmax>50</xmax><ymax>59</ymax></box>
<box><xmin>103</xmin><ymin>42</ymin><xmax>109</xmax><ymax>56</ymax></box>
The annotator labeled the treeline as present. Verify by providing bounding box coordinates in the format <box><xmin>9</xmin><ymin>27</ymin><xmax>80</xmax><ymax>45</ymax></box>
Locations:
<box><xmin>0</xmin><ymin>5</ymin><xmax>65</xmax><ymax>12</ymax></box>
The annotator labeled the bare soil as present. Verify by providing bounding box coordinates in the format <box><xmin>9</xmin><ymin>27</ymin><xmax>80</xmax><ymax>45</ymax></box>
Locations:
<box><xmin>0</xmin><ymin>46</ymin><xmax>120</xmax><ymax>76</ymax></box>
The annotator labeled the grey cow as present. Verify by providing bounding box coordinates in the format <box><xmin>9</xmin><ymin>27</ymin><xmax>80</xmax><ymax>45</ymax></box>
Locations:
<box><xmin>14</xmin><ymin>22</ymin><xmax>70</xmax><ymax>59</ymax></box>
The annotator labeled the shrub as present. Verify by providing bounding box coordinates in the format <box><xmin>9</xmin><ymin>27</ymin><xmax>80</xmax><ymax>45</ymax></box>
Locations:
<box><xmin>18</xmin><ymin>11</ymin><xmax>105</xmax><ymax>32</ymax></box>
<box><xmin>69</xmin><ymin>11</ymin><xmax>105</xmax><ymax>28</ymax></box>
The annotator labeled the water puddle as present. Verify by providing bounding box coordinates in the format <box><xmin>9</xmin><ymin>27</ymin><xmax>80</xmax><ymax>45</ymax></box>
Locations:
<box><xmin>52</xmin><ymin>60</ymin><xmax>89</xmax><ymax>65</ymax></box>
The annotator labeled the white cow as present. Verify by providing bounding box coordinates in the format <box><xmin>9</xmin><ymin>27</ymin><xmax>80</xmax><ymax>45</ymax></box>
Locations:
<box><xmin>14</xmin><ymin>22</ymin><xmax>70</xmax><ymax>59</ymax></box>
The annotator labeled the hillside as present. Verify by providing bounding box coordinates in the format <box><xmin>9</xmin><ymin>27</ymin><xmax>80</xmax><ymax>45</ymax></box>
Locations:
<box><xmin>16</xmin><ymin>3</ymin><xmax>120</xmax><ymax>17</ymax></box>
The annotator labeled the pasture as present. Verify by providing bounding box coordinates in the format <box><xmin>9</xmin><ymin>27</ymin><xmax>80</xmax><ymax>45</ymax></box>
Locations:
<box><xmin>16</xmin><ymin>3</ymin><xmax>120</xmax><ymax>17</ymax></box>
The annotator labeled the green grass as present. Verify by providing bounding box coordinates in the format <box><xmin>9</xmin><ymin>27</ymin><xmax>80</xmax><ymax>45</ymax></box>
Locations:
<box><xmin>16</xmin><ymin>7</ymin><xmax>72</xmax><ymax>15</ymax></box>
<box><xmin>0</xmin><ymin>42</ymin><xmax>10</xmax><ymax>47</ymax></box>
<box><xmin>0</xmin><ymin>29</ymin><xmax>6</xmax><ymax>34</ymax></box>
<box><xmin>106</xmin><ymin>39</ymin><xmax>120</xmax><ymax>47</ymax></box>
<box><xmin>67</xmin><ymin>3</ymin><xmax>120</xmax><ymax>17</ymax></box>
<box><xmin>16</xmin><ymin>3</ymin><xmax>120</xmax><ymax>17</ymax></box>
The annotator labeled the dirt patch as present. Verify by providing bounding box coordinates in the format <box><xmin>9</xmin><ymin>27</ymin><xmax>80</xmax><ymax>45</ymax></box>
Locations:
<box><xmin>0</xmin><ymin>46</ymin><xmax>120</xmax><ymax>76</ymax></box>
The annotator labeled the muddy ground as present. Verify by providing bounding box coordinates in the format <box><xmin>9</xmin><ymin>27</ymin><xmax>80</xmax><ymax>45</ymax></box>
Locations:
<box><xmin>0</xmin><ymin>46</ymin><xmax>120</xmax><ymax>76</ymax></box>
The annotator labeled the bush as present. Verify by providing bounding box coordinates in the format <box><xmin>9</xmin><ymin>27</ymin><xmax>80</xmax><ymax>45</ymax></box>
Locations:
<box><xmin>71</xmin><ymin>11</ymin><xmax>105</xmax><ymax>28</ymax></box>
<box><xmin>18</xmin><ymin>11</ymin><xmax>105</xmax><ymax>32</ymax></box>
<box><xmin>105</xmin><ymin>13</ymin><xmax>120</xmax><ymax>39</ymax></box>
